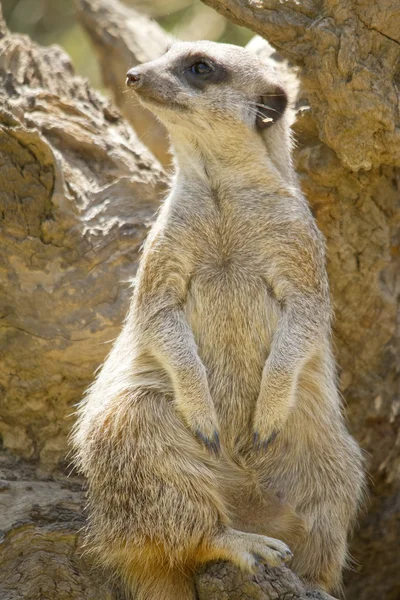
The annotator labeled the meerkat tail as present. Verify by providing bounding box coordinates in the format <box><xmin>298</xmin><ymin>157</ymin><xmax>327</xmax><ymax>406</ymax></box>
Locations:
<box><xmin>127</xmin><ymin>563</ymin><xmax>196</xmax><ymax>600</ymax></box>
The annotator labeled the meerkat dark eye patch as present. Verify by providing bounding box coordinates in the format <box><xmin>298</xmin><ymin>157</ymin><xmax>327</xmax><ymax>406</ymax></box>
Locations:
<box><xmin>255</xmin><ymin>88</ymin><xmax>288</xmax><ymax>130</ymax></box>
<box><xmin>183</xmin><ymin>57</ymin><xmax>227</xmax><ymax>89</ymax></box>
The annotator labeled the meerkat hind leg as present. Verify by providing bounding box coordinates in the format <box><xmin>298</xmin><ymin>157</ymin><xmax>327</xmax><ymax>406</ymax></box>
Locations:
<box><xmin>198</xmin><ymin>525</ymin><xmax>293</xmax><ymax>574</ymax></box>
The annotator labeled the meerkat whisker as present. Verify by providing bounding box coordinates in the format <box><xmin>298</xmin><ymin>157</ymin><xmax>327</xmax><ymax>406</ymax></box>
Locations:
<box><xmin>249</xmin><ymin>101</ymin><xmax>281</xmax><ymax>114</ymax></box>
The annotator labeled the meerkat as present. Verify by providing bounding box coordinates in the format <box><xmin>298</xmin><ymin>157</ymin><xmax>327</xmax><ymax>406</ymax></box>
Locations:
<box><xmin>72</xmin><ymin>41</ymin><xmax>365</xmax><ymax>600</ymax></box>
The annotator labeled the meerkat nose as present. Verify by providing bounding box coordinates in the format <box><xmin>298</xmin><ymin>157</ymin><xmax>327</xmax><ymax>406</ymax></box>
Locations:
<box><xmin>126</xmin><ymin>69</ymin><xmax>141</xmax><ymax>88</ymax></box>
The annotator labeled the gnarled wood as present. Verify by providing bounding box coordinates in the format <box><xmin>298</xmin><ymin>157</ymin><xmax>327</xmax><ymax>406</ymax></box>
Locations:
<box><xmin>0</xmin><ymin>7</ymin><xmax>165</xmax><ymax>468</ymax></box>
<box><xmin>75</xmin><ymin>0</ymin><xmax>172</xmax><ymax>164</ymax></box>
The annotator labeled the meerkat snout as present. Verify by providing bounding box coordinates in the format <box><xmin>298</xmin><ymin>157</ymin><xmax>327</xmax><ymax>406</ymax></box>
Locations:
<box><xmin>126</xmin><ymin>69</ymin><xmax>141</xmax><ymax>88</ymax></box>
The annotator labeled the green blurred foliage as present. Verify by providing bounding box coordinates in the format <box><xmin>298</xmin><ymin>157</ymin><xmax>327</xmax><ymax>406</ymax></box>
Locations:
<box><xmin>2</xmin><ymin>0</ymin><xmax>252</xmax><ymax>92</ymax></box>
<box><xmin>2</xmin><ymin>0</ymin><xmax>104</xmax><ymax>89</ymax></box>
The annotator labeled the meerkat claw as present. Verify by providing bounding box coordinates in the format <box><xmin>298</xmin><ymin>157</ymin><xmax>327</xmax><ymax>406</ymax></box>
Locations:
<box><xmin>264</xmin><ymin>430</ymin><xmax>279</xmax><ymax>448</ymax></box>
<box><xmin>282</xmin><ymin>547</ymin><xmax>293</xmax><ymax>561</ymax></box>
<box><xmin>251</xmin><ymin>552</ymin><xmax>265</xmax><ymax>568</ymax></box>
<box><xmin>253</xmin><ymin>430</ymin><xmax>278</xmax><ymax>452</ymax></box>
<box><xmin>252</xmin><ymin>549</ymin><xmax>292</xmax><ymax>566</ymax></box>
<box><xmin>195</xmin><ymin>428</ymin><xmax>221</xmax><ymax>457</ymax></box>
<box><xmin>253</xmin><ymin>432</ymin><xmax>260</xmax><ymax>450</ymax></box>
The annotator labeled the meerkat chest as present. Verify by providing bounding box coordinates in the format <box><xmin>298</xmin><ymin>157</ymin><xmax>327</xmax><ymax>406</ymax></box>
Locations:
<box><xmin>169</xmin><ymin>190</ymin><xmax>280</xmax><ymax>336</ymax></box>
<box><xmin>184</xmin><ymin>201</ymin><xmax>271</xmax><ymax>272</ymax></box>
<box><xmin>180</xmin><ymin>202</ymin><xmax>281</xmax><ymax>406</ymax></box>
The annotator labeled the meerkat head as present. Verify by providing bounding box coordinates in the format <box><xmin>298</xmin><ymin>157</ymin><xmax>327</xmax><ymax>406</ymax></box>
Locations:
<box><xmin>127</xmin><ymin>40</ymin><xmax>291</xmax><ymax>135</ymax></box>
<box><xmin>126</xmin><ymin>40</ymin><xmax>296</xmax><ymax>181</ymax></box>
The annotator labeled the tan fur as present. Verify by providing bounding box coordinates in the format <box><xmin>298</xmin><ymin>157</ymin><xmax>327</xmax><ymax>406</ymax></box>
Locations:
<box><xmin>72</xmin><ymin>41</ymin><xmax>365</xmax><ymax>599</ymax></box>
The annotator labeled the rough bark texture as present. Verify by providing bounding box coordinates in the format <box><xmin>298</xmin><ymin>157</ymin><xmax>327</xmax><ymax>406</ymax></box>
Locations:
<box><xmin>196</xmin><ymin>563</ymin><xmax>336</xmax><ymax>600</ymax></box>
<box><xmin>76</xmin><ymin>0</ymin><xmax>172</xmax><ymax>165</ymax></box>
<box><xmin>1</xmin><ymin>0</ymin><xmax>399</xmax><ymax>599</ymax></box>
<box><xmin>0</xmin><ymin>459</ymin><xmax>124</xmax><ymax>600</ymax></box>
<box><xmin>0</xmin><ymin>23</ymin><xmax>166</xmax><ymax>467</ymax></box>
<box><xmin>0</xmin><ymin>8</ymin><xmax>160</xmax><ymax>597</ymax></box>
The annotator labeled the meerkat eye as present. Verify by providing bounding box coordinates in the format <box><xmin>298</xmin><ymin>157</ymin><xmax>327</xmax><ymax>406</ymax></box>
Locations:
<box><xmin>184</xmin><ymin>59</ymin><xmax>225</xmax><ymax>87</ymax></box>
<box><xmin>191</xmin><ymin>61</ymin><xmax>213</xmax><ymax>75</ymax></box>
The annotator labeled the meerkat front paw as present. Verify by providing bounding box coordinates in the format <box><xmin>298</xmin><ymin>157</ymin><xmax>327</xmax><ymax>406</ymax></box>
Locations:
<box><xmin>194</xmin><ymin>427</ymin><xmax>221</xmax><ymax>457</ymax></box>
<box><xmin>239</xmin><ymin>533</ymin><xmax>292</xmax><ymax>573</ymax></box>
<box><xmin>182</xmin><ymin>409</ymin><xmax>221</xmax><ymax>457</ymax></box>
<box><xmin>252</xmin><ymin>405</ymin><xmax>288</xmax><ymax>452</ymax></box>
<box><xmin>174</xmin><ymin>393</ymin><xmax>221</xmax><ymax>457</ymax></box>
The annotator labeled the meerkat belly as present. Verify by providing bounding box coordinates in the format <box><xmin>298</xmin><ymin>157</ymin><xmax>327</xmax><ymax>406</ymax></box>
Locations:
<box><xmin>185</xmin><ymin>264</ymin><xmax>280</xmax><ymax>438</ymax></box>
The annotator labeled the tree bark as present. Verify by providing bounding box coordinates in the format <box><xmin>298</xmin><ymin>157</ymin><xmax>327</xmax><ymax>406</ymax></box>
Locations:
<box><xmin>0</xmin><ymin>10</ymin><xmax>165</xmax><ymax>468</ymax></box>
<box><xmin>75</xmin><ymin>0</ymin><xmax>172</xmax><ymax>165</ymax></box>
<box><xmin>0</xmin><ymin>7</ymin><xmax>158</xmax><ymax>598</ymax></box>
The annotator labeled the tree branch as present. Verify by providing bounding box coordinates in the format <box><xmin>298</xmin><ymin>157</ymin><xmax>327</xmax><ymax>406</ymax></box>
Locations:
<box><xmin>75</xmin><ymin>0</ymin><xmax>173</xmax><ymax>164</ymax></box>
<box><xmin>201</xmin><ymin>0</ymin><xmax>400</xmax><ymax>171</ymax></box>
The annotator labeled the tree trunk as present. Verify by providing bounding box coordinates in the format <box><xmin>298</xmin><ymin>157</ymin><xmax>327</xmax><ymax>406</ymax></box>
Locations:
<box><xmin>0</xmin><ymin>7</ymin><xmax>160</xmax><ymax>598</ymax></box>
<box><xmin>1</xmin><ymin>1</ymin><xmax>399</xmax><ymax>599</ymax></box>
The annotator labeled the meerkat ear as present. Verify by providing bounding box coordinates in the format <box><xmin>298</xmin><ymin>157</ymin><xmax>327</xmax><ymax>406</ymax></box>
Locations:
<box><xmin>256</xmin><ymin>87</ymin><xmax>288</xmax><ymax>130</ymax></box>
